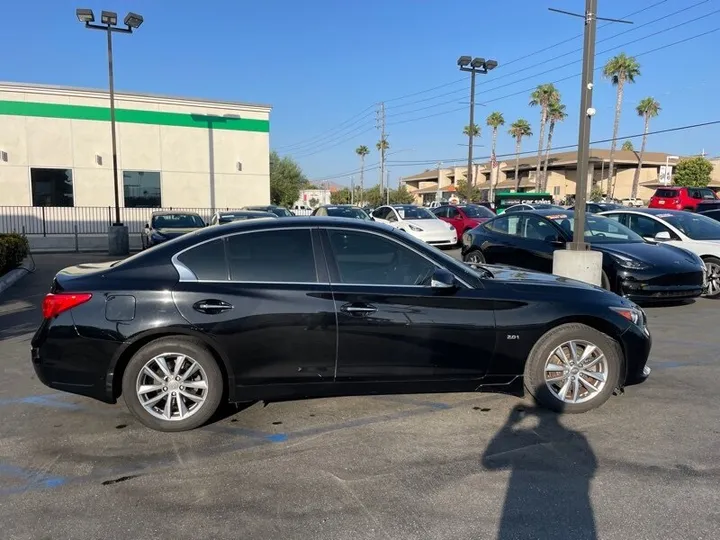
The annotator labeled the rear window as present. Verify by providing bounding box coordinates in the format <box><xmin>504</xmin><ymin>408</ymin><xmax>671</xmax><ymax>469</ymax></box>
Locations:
<box><xmin>654</xmin><ymin>188</ymin><xmax>680</xmax><ymax>198</ymax></box>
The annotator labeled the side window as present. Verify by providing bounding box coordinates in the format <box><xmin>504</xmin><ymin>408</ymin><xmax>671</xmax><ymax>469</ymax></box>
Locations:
<box><xmin>316</xmin><ymin>208</ymin><xmax>326</xmax><ymax>216</ymax></box>
<box><xmin>327</xmin><ymin>230</ymin><xmax>436</xmax><ymax>286</ymax></box>
<box><xmin>447</xmin><ymin>207</ymin><xmax>460</xmax><ymax>218</ymax></box>
<box><xmin>226</xmin><ymin>229</ymin><xmax>317</xmax><ymax>282</ymax></box>
<box><xmin>372</xmin><ymin>207</ymin><xmax>388</xmax><ymax>220</ymax></box>
<box><xmin>604</xmin><ymin>213</ymin><xmax>623</xmax><ymax>224</ymax></box>
<box><xmin>177</xmin><ymin>239</ymin><xmax>228</xmax><ymax>280</ymax></box>
<box><xmin>210</xmin><ymin>215</ymin><xmax>217</xmax><ymax>225</ymax></box>
<box><xmin>434</xmin><ymin>206</ymin><xmax>449</xmax><ymax>218</ymax></box>
<box><xmin>386</xmin><ymin>210</ymin><xmax>398</xmax><ymax>222</ymax></box>
<box><xmin>522</xmin><ymin>216</ymin><xmax>556</xmax><ymax>241</ymax></box>
<box><xmin>626</xmin><ymin>215</ymin><xmax>670</xmax><ymax>239</ymax></box>
<box><xmin>485</xmin><ymin>215</ymin><xmax>521</xmax><ymax>236</ymax></box>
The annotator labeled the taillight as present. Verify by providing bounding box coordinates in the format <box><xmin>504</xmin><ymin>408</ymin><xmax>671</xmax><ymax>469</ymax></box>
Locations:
<box><xmin>42</xmin><ymin>293</ymin><xmax>92</xmax><ymax>319</ymax></box>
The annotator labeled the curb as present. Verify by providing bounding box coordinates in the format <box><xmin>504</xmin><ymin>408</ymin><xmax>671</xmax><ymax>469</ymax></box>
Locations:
<box><xmin>0</xmin><ymin>262</ymin><xmax>30</xmax><ymax>296</ymax></box>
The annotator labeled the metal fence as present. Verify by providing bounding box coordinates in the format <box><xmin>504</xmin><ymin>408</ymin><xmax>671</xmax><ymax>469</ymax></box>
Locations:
<box><xmin>0</xmin><ymin>206</ymin><xmax>314</xmax><ymax>236</ymax></box>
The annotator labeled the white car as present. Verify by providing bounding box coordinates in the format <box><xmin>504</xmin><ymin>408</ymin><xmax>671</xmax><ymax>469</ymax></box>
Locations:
<box><xmin>621</xmin><ymin>198</ymin><xmax>644</xmax><ymax>207</ymax></box>
<box><xmin>599</xmin><ymin>208</ymin><xmax>720</xmax><ymax>298</ymax></box>
<box><xmin>371</xmin><ymin>204</ymin><xmax>457</xmax><ymax>247</ymax></box>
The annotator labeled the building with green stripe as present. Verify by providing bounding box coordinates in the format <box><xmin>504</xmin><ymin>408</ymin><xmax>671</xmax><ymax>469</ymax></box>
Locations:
<box><xmin>0</xmin><ymin>82</ymin><xmax>271</xmax><ymax>209</ymax></box>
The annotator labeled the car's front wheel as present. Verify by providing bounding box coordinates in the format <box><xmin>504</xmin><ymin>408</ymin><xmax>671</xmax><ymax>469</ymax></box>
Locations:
<box><xmin>523</xmin><ymin>323</ymin><xmax>621</xmax><ymax>413</ymax></box>
<box><xmin>122</xmin><ymin>337</ymin><xmax>224</xmax><ymax>432</ymax></box>
<box><xmin>463</xmin><ymin>249</ymin><xmax>486</xmax><ymax>264</ymax></box>
<box><xmin>702</xmin><ymin>256</ymin><xmax>720</xmax><ymax>298</ymax></box>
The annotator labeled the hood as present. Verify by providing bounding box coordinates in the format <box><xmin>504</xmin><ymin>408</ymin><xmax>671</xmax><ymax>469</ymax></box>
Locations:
<box><xmin>154</xmin><ymin>227</ymin><xmax>202</xmax><ymax>237</ymax></box>
<box><xmin>594</xmin><ymin>242</ymin><xmax>701</xmax><ymax>267</ymax></box>
<box><xmin>481</xmin><ymin>264</ymin><xmax>607</xmax><ymax>292</ymax></box>
<box><xmin>405</xmin><ymin>218</ymin><xmax>452</xmax><ymax>231</ymax></box>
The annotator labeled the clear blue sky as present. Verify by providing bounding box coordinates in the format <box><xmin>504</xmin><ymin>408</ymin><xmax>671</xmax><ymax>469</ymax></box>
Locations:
<box><xmin>2</xmin><ymin>0</ymin><xmax>719</xmax><ymax>187</ymax></box>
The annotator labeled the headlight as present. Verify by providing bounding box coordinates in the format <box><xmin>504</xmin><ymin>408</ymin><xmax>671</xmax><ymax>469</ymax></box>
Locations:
<box><xmin>611</xmin><ymin>253</ymin><xmax>649</xmax><ymax>270</ymax></box>
<box><xmin>408</xmin><ymin>224</ymin><xmax>423</xmax><ymax>232</ymax></box>
<box><xmin>462</xmin><ymin>232</ymin><xmax>472</xmax><ymax>246</ymax></box>
<box><xmin>610</xmin><ymin>305</ymin><xmax>647</xmax><ymax>330</ymax></box>
<box><xmin>446</xmin><ymin>223</ymin><xmax>454</xmax><ymax>230</ymax></box>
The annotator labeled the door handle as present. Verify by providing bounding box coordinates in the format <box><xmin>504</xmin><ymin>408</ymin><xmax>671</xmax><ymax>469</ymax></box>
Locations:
<box><xmin>193</xmin><ymin>299</ymin><xmax>233</xmax><ymax>314</ymax></box>
<box><xmin>340</xmin><ymin>303</ymin><xmax>378</xmax><ymax>315</ymax></box>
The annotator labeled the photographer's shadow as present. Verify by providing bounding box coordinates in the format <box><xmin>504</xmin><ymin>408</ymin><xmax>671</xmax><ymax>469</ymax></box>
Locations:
<box><xmin>482</xmin><ymin>404</ymin><xmax>598</xmax><ymax>540</ymax></box>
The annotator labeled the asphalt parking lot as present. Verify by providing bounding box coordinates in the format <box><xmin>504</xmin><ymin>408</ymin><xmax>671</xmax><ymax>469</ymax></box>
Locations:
<box><xmin>1</xmin><ymin>252</ymin><xmax>719</xmax><ymax>540</ymax></box>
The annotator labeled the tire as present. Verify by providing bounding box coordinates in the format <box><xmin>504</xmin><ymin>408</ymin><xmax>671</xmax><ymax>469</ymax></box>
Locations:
<box><xmin>523</xmin><ymin>323</ymin><xmax>621</xmax><ymax>414</ymax></box>
<box><xmin>463</xmin><ymin>248</ymin><xmax>486</xmax><ymax>264</ymax></box>
<box><xmin>122</xmin><ymin>337</ymin><xmax>224</xmax><ymax>432</ymax></box>
<box><xmin>701</xmin><ymin>256</ymin><xmax>720</xmax><ymax>298</ymax></box>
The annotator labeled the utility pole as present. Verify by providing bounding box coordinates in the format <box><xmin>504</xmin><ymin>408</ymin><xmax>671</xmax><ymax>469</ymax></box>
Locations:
<box><xmin>350</xmin><ymin>175</ymin><xmax>355</xmax><ymax>205</ymax></box>
<box><xmin>386</xmin><ymin>169</ymin><xmax>391</xmax><ymax>204</ymax></box>
<box><xmin>376</xmin><ymin>102</ymin><xmax>387</xmax><ymax>204</ymax></box>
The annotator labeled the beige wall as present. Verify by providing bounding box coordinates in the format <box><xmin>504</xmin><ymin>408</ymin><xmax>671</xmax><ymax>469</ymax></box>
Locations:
<box><xmin>0</xmin><ymin>83</ymin><xmax>270</xmax><ymax>208</ymax></box>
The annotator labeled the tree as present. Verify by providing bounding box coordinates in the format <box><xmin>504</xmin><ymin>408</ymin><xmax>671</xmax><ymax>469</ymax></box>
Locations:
<box><xmin>308</xmin><ymin>197</ymin><xmax>319</xmax><ymax>208</ymax></box>
<box><xmin>672</xmin><ymin>157</ymin><xmax>714</xmax><ymax>188</ymax></box>
<box><xmin>603</xmin><ymin>53</ymin><xmax>641</xmax><ymax>198</ymax></box>
<box><xmin>355</xmin><ymin>145</ymin><xmax>370</xmax><ymax>203</ymax></box>
<box><xmin>388</xmin><ymin>185</ymin><xmax>414</xmax><ymax>204</ymax></box>
<box><xmin>455</xmin><ymin>179</ymin><xmax>482</xmax><ymax>202</ymax></box>
<box><xmin>269</xmin><ymin>151</ymin><xmax>307</xmax><ymax>207</ymax></box>
<box><xmin>529</xmin><ymin>84</ymin><xmax>560</xmax><ymax>190</ymax></box>
<box><xmin>376</xmin><ymin>138</ymin><xmax>389</xmax><ymax>152</ymax></box>
<box><xmin>463</xmin><ymin>124</ymin><xmax>480</xmax><ymax>137</ymax></box>
<box><xmin>590</xmin><ymin>186</ymin><xmax>604</xmax><ymax>202</ymax></box>
<box><xmin>330</xmin><ymin>188</ymin><xmax>352</xmax><ymax>205</ymax></box>
<box><xmin>486</xmin><ymin>111</ymin><xmax>505</xmax><ymax>202</ymax></box>
<box><xmin>631</xmin><ymin>97</ymin><xmax>661</xmax><ymax>199</ymax></box>
<box><xmin>621</xmin><ymin>140</ymin><xmax>634</xmax><ymax>151</ymax></box>
<box><xmin>508</xmin><ymin>119</ymin><xmax>533</xmax><ymax>192</ymax></box>
<box><xmin>541</xmin><ymin>101</ymin><xmax>567</xmax><ymax>192</ymax></box>
<box><xmin>363</xmin><ymin>185</ymin><xmax>384</xmax><ymax>206</ymax></box>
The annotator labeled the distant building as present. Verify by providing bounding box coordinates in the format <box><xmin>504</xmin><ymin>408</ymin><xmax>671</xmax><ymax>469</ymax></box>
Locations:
<box><xmin>401</xmin><ymin>149</ymin><xmax>719</xmax><ymax>205</ymax></box>
<box><xmin>295</xmin><ymin>189</ymin><xmax>331</xmax><ymax>209</ymax></box>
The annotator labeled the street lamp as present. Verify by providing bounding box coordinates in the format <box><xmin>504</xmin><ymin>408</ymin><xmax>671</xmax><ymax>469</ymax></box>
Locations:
<box><xmin>76</xmin><ymin>8</ymin><xmax>144</xmax><ymax>256</ymax></box>
<box><xmin>664</xmin><ymin>155</ymin><xmax>680</xmax><ymax>185</ymax></box>
<box><xmin>457</xmin><ymin>56</ymin><xmax>497</xmax><ymax>187</ymax></box>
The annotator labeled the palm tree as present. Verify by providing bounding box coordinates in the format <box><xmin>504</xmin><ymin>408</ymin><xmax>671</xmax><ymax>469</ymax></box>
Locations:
<box><xmin>631</xmin><ymin>97</ymin><xmax>661</xmax><ymax>199</ymax></box>
<box><xmin>603</xmin><ymin>53</ymin><xmax>641</xmax><ymax>198</ymax></box>
<box><xmin>463</xmin><ymin>124</ymin><xmax>480</xmax><ymax>137</ymax></box>
<box><xmin>355</xmin><ymin>145</ymin><xmax>370</xmax><ymax>203</ymax></box>
<box><xmin>508</xmin><ymin>119</ymin><xmax>533</xmax><ymax>192</ymax></box>
<box><xmin>376</xmin><ymin>138</ymin><xmax>390</xmax><ymax>200</ymax></box>
<box><xmin>529</xmin><ymin>84</ymin><xmax>560</xmax><ymax>190</ymax></box>
<box><xmin>486</xmin><ymin>112</ymin><xmax>505</xmax><ymax>202</ymax></box>
<box><xmin>621</xmin><ymin>140</ymin><xmax>634</xmax><ymax>151</ymax></box>
<box><xmin>541</xmin><ymin>101</ymin><xmax>567</xmax><ymax>192</ymax></box>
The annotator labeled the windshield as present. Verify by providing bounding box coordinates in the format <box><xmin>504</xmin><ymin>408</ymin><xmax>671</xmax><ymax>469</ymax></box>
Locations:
<box><xmin>460</xmin><ymin>205</ymin><xmax>495</xmax><ymax>218</ymax></box>
<box><xmin>549</xmin><ymin>214</ymin><xmax>644</xmax><ymax>244</ymax></box>
<box><xmin>396</xmin><ymin>206</ymin><xmax>435</xmax><ymax>220</ymax></box>
<box><xmin>534</xmin><ymin>204</ymin><xmax>565</xmax><ymax>211</ymax></box>
<box><xmin>326</xmin><ymin>207</ymin><xmax>371</xmax><ymax>220</ymax></box>
<box><xmin>269</xmin><ymin>207</ymin><xmax>293</xmax><ymax>217</ymax></box>
<box><xmin>660</xmin><ymin>212</ymin><xmax>720</xmax><ymax>240</ymax></box>
<box><xmin>152</xmin><ymin>214</ymin><xmax>205</xmax><ymax>229</ymax></box>
<box><xmin>218</xmin><ymin>213</ymin><xmax>274</xmax><ymax>223</ymax></box>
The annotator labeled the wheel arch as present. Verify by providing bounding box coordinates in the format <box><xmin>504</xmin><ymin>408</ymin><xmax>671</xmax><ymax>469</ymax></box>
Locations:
<box><xmin>108</xmin><ymin>328</ymin><xmax>234</xmax><ymax>402</ymax></box>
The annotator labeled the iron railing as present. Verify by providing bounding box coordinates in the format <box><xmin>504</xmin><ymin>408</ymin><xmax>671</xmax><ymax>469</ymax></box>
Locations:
<box><xmin>0</xmin><ymin>206</ymin><xmax>314</xmax><ymax>236</ymax></box>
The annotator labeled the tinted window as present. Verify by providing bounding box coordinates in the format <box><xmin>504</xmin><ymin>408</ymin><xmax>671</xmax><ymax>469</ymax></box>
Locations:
<box><xmin>700</xmin><ymin>209</ymin><xmax>720</xmax><ymax>223</ymax></box>
<box><xmin>485</xmin><ymin>215</ymin><xmax>521</xmax><ymax>236</ymax></box>
<box><xmin>177</xmin><ymin>239</ymin><xmax>228</xmax><ymax>280</ymax></box>
<box><xmin>688</xmin><ymin>188</ymin><xmax>717</xmax><ymax>200</ymax></box>
<box><xmin>624</xmin><ymin>215</ymin><xmax>674</xmax><ymax>239</ymax></box>
<box><xmin>433</xmin><ymin>206</ymin><xmax>449</xmax><ymax>218</ymax></box>
<box><xmin>327</xmin><ymin>230</ymin><xmax>435</xmax><ymax>286</ymax></box>
<box><xmin>660</xmin><ymin>212</ymin><xmax>720</xmax><ymax>240</ymax></box>
<box><xmin>226</xmin><ymin>229</ymin><xmax>317</xmax><ymax>282</ymax></box>
<box><xmin>326</xmin><ymin>207</ymin><xmax>371</xmax><ymax>220</ymax></box>
<box><xmin>522</xmin><ymin>216</ymin><xmax>558</xmax><ymax>240</ymax></box>
<box><xmin>460</xmin><ymin>205</ymin><xmax>494</xmax><ymax>218</ymax></box>
<box><xmin>372</xmin><ymin>207</ymin><xmax>390</xmax><ymax>220</ymax></box>
<box><xmin>654</xmin><ymin>189</ymin><xmax>679</xmax><ymax>198</ymax></box>
<box><xmin>153</xmin><ymin>214</ymin><xmax>205</xmax><ymax>229</ymax></box>
<box><xmin>269</xmin><ymin>207</ymin><xmax>293</xmax><ymax>217</ymax></box>
<box><xmin>548</xmin><ymin>215</ymin><xmax>643</xmax><ymax>244</ymax></box>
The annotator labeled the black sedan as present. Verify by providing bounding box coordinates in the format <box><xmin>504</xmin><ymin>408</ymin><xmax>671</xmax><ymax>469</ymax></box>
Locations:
<box><xmin>141</xmin><ymin>211</ymin><xmax>206</xmax><ymax>249</ymax></box>
<box><xmin>461</xmin><ymin>209</ymin><xmax>705</xmax><ymax>303</ymax></box>
<box><xmin>33</xmin><ymin>218</ymin><xmax>651</xmax><ymax>432</ymax></box>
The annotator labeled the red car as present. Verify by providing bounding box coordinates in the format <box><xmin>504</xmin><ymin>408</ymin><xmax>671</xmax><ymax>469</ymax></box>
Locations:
<box><xmin>431</xmin><ymin>204</ymin><xmax>495</xmax><ymax>238</ymax></box>
<box><xmin>648</xmin><ymin>186</ymin><xmax>718</xmax><ymax>212</ymax></box>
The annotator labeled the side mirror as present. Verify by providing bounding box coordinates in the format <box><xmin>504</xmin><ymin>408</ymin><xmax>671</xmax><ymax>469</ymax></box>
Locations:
<box><xmin>431</xmin><ymin>268</ymin><xmax>457</xmax><ymax>289</ymax></box>
<box><xmin>654</xmin><ymin>231</ymin><xmax>671</xmax><ymax>241</ymax></box>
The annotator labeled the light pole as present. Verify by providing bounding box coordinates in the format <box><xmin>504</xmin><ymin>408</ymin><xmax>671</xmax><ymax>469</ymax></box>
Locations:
<box><xmin>457</xmin><ymin>56</ymin><xmax>497</xmax><ymax>187</ymax></box>
<box><xmin>76</xmin><ymin>8</ymin><xmax>143</xmax><ymax>256</ymax></box>
<box><xmin>664</xmin><ymin>155</ymin><xmax>680</xmax><ymax>185</ymax></box>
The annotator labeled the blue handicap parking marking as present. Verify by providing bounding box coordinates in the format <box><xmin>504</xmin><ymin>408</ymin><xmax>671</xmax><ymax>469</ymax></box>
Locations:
<box><xmin>0</xmin><ymin>463</ymin><xmax>67</xmax><ymax>496</ymax></box>
<box><xmin>0</xmin><ymin>393</ymin><xmax>84</xmax><ymax>410</ymax></box>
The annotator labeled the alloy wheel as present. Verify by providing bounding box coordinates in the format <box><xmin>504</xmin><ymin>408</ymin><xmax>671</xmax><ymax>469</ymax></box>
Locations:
<box><xmin>544</xmin><ymin>340</ymin><xmax>608</xmax><ymax>404</ymax></box>
<box><xmin>135</xmin><ymin>353</ymin><xmax>209</xmax><ymax>421</ymax></box>
<box><xmin>703</xmin><ymin>261</ymin><xmax>720</xmax><ymax>298</ymax></box>
<box><xmin>466</xmin><ymin>251</ymin><xmax>485</xmax><ymax>264</ymax></box>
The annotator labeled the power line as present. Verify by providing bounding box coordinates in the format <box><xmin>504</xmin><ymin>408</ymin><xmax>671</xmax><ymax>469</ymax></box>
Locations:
<box><xmin>290</xmin><ymin>125</ymin><xmax>376</xmax><ymax>159</ymax></box>
<box><xmin>274</xmin><ymin>108</ymin><xmax>376</xmax><ymax>153</ymax></box>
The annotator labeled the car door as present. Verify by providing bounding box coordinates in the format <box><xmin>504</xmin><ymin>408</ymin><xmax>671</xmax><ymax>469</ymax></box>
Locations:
<box><xmin>445</xmin><ymin>206</ymin><xmax>465</xmax><ymax>236</ymax></box>
<box><xmin>171</xmin><ymin>227</ymin><xmax>337</xmax><ymax>387</ymax></box>
<box><xmin>320</xmin><ymin>227</ymin><xmax>495</xmax><ymax>381</ymax></box>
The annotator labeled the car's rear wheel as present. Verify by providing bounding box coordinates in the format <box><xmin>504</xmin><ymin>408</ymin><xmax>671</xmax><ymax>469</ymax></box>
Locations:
<box><xmin>122</xmin><ymin>337</ymin><xmax>224</xmax><ymax>432</ymax></box>
<box><xmin>701</xmin><ymin>256</ymin><xmax>720</xmax><ymax>298</ymax></box>
<box><xmin>523</xmin><ymin>323</ymin><xmax>621</xmax><ymax>413</ymax></box>
<box><xmin>463</xmin><ymin>249</ymin><xmax>486</xmax><ymax>264</ymax></box>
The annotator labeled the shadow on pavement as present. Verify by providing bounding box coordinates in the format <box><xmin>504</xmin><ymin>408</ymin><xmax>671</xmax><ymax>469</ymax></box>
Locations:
<box><xmin>482</xmin><ymin>404</ymin><xmax>597</xmax><ymax>540</ymax></box>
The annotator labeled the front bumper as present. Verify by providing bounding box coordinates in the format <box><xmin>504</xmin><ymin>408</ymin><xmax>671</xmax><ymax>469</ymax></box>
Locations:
<box><xmin>408</xmin><ymin>228</ymin><xmax>457</xmax><ymax>246</ymax></box>
<box><xmin>615</xmin><ymin>268</ymin><xmax>704</xmax><ymax>303</ymax></box>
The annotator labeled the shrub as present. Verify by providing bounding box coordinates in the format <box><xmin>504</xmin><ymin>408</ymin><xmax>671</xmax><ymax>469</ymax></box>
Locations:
<box><xmin>0</xmin><ymin>233</ymin><xmax>29</xmax><ymax>275</ymax></box>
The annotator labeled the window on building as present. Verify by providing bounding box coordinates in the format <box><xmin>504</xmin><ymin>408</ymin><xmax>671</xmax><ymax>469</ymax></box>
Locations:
<box><xmin>123</xmin><ymin>171</ymin><xmax>161</xmax><ymax>208</ymax></box>
<box><xmin>553</xmin><ymin>186</ymin><xmax>561</xmax><ymax>196</ymax></box>
<box><xmin>31</xmin><ymin>168</ymin><xmax>74</xmax><ymax>207</ymax></box>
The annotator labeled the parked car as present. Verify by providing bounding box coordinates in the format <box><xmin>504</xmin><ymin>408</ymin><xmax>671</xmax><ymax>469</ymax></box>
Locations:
<box><xmin>311</xmin><ymin>205</ymin><xmax>372</xmax><ymax>220</ymax></box>
<box><xmin>371</xmin><ymin>204</ymin><xmax>456</xmax><ymax>246</ymax></box>
<box><xmin>648</xmin><ymin>186</ymin><xmax>718</xmax><ymax>212</ymax></box>
<box><xmin>621</xmin><ymin>198</ymin><xmax>644</xmax><ymax>208</ymax></box>
<box><xmin>141</xmin><ymin>211</ymin><xmax>206</xmax><ymax>249</ymax></box>
<box><xmin>242</xmin><ymin>205</ymin><xmax>294</xmax><ymax>217</ymax></box>
<box><xmin>431</xmin><ymin>204</ymin><xmax>495</xmax><ymax>237</ymax></box>
<box><xmin>461</xmin><ymin>209</ymin><xmax>705</xmax><ymax>303</ymax></box>
<box><xmin>568</xmin><ymin>202</ymin><xmax>624</xmax><ymax>214</ymax></box>
<box><xmin>32</xmin><ymin>217</ymin><xmax>651</xmax><ymax>431</ymax></box>
<box><xmin>209</xmin><ymin>210</ymin><xmax>277</xmax><ymax>225</ymax></box>
<box><xmin>698</xmin><ymin>208</ymin><xmax>720</xmax><ymax>222</ymax></box>
<box><xmin>599</xmin><ymin>208</ymin><xmax>720</xmax><ymax>298</ymax></box>
<box><xmin>428</xmin><ymin>200</ymin><xmax>448</xmax><ymax>209</ymax></box>
<box><xmin>504</xmin><ymin>203</ymin><xmax>566</xmax><ymax>214</ymax></box>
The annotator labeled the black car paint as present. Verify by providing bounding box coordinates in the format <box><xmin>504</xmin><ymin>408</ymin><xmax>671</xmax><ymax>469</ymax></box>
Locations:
<box><xmin>32</xmin><ymin>218</ymin><xmax>650</xmax><ymax>406</ymax></box>
<box><xmin>461</xmin><ymin>210</ymin><xmax>704</xmax><ymax>302</ymax></box>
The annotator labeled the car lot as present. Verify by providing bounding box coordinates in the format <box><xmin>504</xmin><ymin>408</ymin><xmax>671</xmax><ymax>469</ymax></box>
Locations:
<box><xmin>1</xmin><ymin>252</ymin><xmax>719</xmax><ymax>539</ymax></box>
